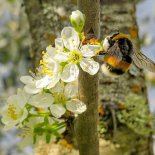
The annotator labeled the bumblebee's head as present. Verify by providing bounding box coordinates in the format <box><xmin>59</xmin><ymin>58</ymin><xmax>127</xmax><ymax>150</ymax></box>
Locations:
<box><xmin>102</xmin><ymin>32</ymin><xmax>130</xmax><ymax>52</ymax></box>
<box><xmin>102</xmin><ymin>32</ymin><xmax>119</xmax><ymax>52</ymax></box>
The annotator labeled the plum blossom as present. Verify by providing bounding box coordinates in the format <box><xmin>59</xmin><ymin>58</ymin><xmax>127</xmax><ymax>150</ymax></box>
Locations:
<box><xmin>55</xmin><ymin>27</ymin><xmax>101</xmax><ymax>82</ymax></box>
<box><xmin>0</xmin><ymin>10</ymin><xmax>101</xmax><ymax>145</ymax></box>
<box><xmin>1</xmin><ymin>89</ymin><xmax>29</xmax><ymax>130</ymax></box>
<box><xmin>20</xmin><ymin>56</ymin><xmax>60</xmax><ymax>94</ymax></box>
<box><xmin>50</xmin><ymin>81</ymin><xmax>86</xmax><ymax>118</ymax></box>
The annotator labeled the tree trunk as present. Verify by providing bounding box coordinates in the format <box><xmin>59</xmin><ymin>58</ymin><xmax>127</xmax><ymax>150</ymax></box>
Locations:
<box><xmin>99</xmin><ymin>0</ymin><xmax>153</xmax><ymax>154</ymax></box>
<box><xmin>74</xmin><ymin>1</ymin><xmax>100</xmax><ymax>154</ymax></box>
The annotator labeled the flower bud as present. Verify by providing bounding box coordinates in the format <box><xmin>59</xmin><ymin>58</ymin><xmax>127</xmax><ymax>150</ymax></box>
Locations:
<box><xmin>70</xmin><ymin>10</ymin><xmax>85</xmax><ymax>32</ymax></box>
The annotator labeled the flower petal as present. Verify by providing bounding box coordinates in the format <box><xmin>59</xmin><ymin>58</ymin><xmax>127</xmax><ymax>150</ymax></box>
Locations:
<box><xmin>80</xmin><ymin>58</ymin><xmax>99</xmax><ymax>75</ymax></box>
<box><xmin>54</xmin><ymin>52</ymin><xmax>69</xmax><ymax>62</ymax></box>
<box><xmin>29</xmin><ymin>93</ymin><xmax>54</xmax><ymax>108</ymax></box>
<box><xmin>61</xmin><ymin>27</ymin><xmax>80</xmax><ymax>50</ymax></box>
<box><xmin>55</xmin><ymin>38</ymin><xmax>64</xmax><ymax>51</ymax></box>
<box><xmin>19</xmin><ymin>108</ymin><xmax>29</xmax><ymax>123</ymax></box>
<box><xmin>46</xmin><ymin>74</ymin><xmax>60</xmax><ymax>89</ymax></box>
<box><xmin>20</xmin><ymin>76</ymin><xmax>34</xmax><ymax>85</ymax></box>
<box><xmin>35</xmin><ymin>76</ymin><xmax>50</xmax><ymax>88</ymax></box>
<box><xmin>46</xmin><ymin>45</ymin><xmax>56</xmax><ymax>57</ymax></box>
<box><xmin>50</xmin><ymin>104</ymin><xmax>66</xmax><ymax>118</ymax></box>
<box><xmin>64</xmin><ymin>82</ymin><xmax>78</xmax><ymax>98</ymax></box>
<box><xmin>24</xmin><ymin>84</ymin><xmax>41</xmax><ymax>94</ymax></box>
<box><xmin>61</xmin><ymin>63</ymin><xmax>79</xmax><ymax>82</ymax></box>
<box><xmin>7</xmin><ymin>95</ymin><xmax>18</xmax><ymax>105</ymax></box>
<box><xmin>17</xmin><ymin>88</ymin><xmax>30</xmax><ymax>107</ymax></box>
<box><xmin>80</xmin><ymin>45</ymin><xmax>101</xmax><ymax>58</ymax></box>
<box><xmin>47</xmin><ymin>59</ymin><xmax>60</xmax><ymax>73</ymax></box>
<box><xmin>51</xmin><ymin>82</ymin><xmax>64</xmax><ymax>93</ymax></box>
<box><xmin>66</xmin><ymin>99</ymin><xmax>86</xmax><ymax>114</ymax></box>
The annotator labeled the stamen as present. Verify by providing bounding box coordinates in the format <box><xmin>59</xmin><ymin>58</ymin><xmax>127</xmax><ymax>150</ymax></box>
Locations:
<box><xmin>8</xmin><ymin>104</ymin><xmax>17</xmax><ymax>120</ymax></box>
<box><xmin>69</xmin><ymin>51</ymin><xmax>82</xmax><ymax>64</ymax></box>
<box><xmin>54</xmin><ymin>93</ymin><xmax>67</xmax><ymax>105</ymax></box>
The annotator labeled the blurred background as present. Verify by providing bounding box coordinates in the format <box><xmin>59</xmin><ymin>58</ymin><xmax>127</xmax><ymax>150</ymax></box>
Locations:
<box><xmin>0</xmin><ymin>0</ymin><xmax>155</xmax><ymax>154</ymax></box>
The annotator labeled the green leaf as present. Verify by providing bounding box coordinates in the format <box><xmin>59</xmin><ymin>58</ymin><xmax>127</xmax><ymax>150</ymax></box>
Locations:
<box><xmin>44</xmin><ymin>116</ymin><xmax>49</xmax><ymax>124</ymax></box>
<box><xmin>46</xmin><ymin>133</ymin><xmax>51</xmax><ymax>143</ymax></box>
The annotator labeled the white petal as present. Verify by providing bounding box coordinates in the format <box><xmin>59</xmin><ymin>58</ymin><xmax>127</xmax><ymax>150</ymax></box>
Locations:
<box><xmin>54</xmin><ymin>52</ymin><xmax>69</xmax><ymax>62</ymax></box>
<box><xmin>47</xmin><ymin>59</ymin><xmax>60</xmax><ymax>73</ymax></box>
<box><xmin>3</xmin><ymin>122</ymin><xmax>18</xmax><ymax>131</ymax></box>
<box><xmin>20</xmin><ymin>76</ymin><xmax>34</xmax><ymax>85</ymax></box>
<box><xmin>66</xmin><ymin>99</ymin><xmax>86</xmax><ymax>114</ymax></box>
<box><xmin>35</xmin><ymin>76</ymin><xmax>50</xmax><ymax>88</ymax></box>
<box><xmin>64</xmin><ymin>82</ymin><xmax>78</xmax><ymax>98</ymax></box>
<box><xmin>19</xmin><ymin>108</ymin><xmax>29</xmax><ymax>123</ymax></box>
<box><xmin>24</xmin><ymin>117</ymin><xmax>44</xmax><ymax>128</ymax></box>
<box><xmin>50</xmin><ymin>104</ymin><xmax>66</xmax><ymax>118</ymax></box>
<box><xmin>51</xmin><ymin>82</ymin><xmax>64</xmax><ymax>93</ymax></box>
<box><xmin>55</xmin><ymin>38</ymin><xmax>64</xmax><ymax>51</ymax></box>
<box><xmin>46</xmin><ymin>45</ymin><xmax>56</xmax><ymax>57</ymax></box>
<box><xmin>80</xmin><ymin>58</ymin><xmax>99</xmax><ymax>75</ymax></box>
<box><xmin>7</xmin><ymin>95</ymin><xmax>25</xmax><ymax>110</ymax></box>
<box><xmin>17</xmin><ymin>88</ymin><xmax>30</xmax><ymax>106</ymax></box>
<box><xmin>7</xmin><ymin>95</ymin><xmax>18</xmax><ymax>105</ymax></box>
<box><xmin>46</xmin><ymin>74</ymin><xmax>60</xmax><ymax>89</ymax></box>
<box><xmin>80</xmin><ymin>45</ymin><xmax>101</xmax><ymax>58</ymax></box>
<box><xmin>61</xmin><ymin>63</ymin><xmax>79</xmax><ymax>82</ymax></box>
<box><xmin>24</xmin><ymin>84</ymin><xmax>41</xmax><ymax>94</ymax></box>
<box><xmin>29</xmin><ymin>93</ymin><xmax>54</xmax><ymax>108</ymax></box>
<box><xmin>61</xmin><ymin>27</ymin><xmax>80</xmax><ymax>50</ymax></box>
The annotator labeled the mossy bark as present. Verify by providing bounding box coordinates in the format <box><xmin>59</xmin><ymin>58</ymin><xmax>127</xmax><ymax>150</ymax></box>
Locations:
<box><xmin>99</xmin><ymin>0</ymin><xmax>153</xmax><ymax>154</ymax></box>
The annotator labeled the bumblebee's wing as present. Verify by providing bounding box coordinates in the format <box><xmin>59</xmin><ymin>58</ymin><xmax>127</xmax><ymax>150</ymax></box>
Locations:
<box><xmin>132</xmin><ymin>51</ymin><xmax>155</xmax><ymax>72</ymax></box>
<box><xmin>107</xmin><ymin>42</ymin><xmax>122</xmax><ymax>60</ymax></box>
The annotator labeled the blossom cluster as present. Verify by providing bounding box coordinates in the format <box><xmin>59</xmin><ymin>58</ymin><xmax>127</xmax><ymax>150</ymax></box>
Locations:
<box><xmin>0</xmin><ymin>10</ymin><xmax>102</xmax><ymax>145</ymax></box>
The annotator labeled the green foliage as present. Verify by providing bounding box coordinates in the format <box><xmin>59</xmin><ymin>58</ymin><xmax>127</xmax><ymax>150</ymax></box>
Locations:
<box><xmin>117</xmin><ymin>93</ymin><xmax>152</xmax><ymax>136</ymax></box>
<box><xmin>33</xmin><ymin>119</ymin><xmax>66</xmax><ymax>144</ymax></box>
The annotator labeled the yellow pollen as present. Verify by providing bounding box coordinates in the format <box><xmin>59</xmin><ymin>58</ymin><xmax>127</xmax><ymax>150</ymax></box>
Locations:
<box><xmin>42</xmin><ymin>51</ymin><xmax>45</xmax><ymax>55</ymax></box>
<box><xmin>40</xmin><ymin>65</ymin><xmax>53</xmax><ymax>76</ymax></box>
<box><xmin>95</xmin><ymin>48</ymin><xmax>101</xmax><ymax>54</ymax></box>
<box><xmin>39</xmin><ymin>52</ymin><xmax>53</xmax><ymax>76</ymax></box>
<box><xmin>69</xmin><ymin>51</ymin><xmax>82</xmax><ymax>64</ymax></box>
<box><xmin>39</xmin><ymin>60</ymin><xmax>48</xmax><ymax>65</ymax></box>
<box><xmin>36</xmin><ymin>107</ymin><xmax>44</xmax><ymax>112</ymax></box>
<box><xmin>8</xmin><ymin>104</ymin><xmax>17</xmax><ymax>120</ymax></box>
<box><xmin>55</xmin><ymin>93</ymin><xmax>67</xmax><ymax>105</ymax></box>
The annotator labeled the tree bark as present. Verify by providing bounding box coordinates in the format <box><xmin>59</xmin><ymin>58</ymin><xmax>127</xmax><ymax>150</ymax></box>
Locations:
<box><xmin>99</xmin><ymin>0</ymin><xmax>153</xmax><ymax>154</ymax></box>
<box><xmin>74</xmin><ymin>1</ymin><xmax>100</xmax><ymax>155</ymax></box>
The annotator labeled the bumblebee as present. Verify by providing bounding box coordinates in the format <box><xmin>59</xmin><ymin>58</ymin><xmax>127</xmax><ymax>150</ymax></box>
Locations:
<box><xmin>100</xmin><ymin>32</ymin><xmax>155</xmax><ymax>77</ymax></box>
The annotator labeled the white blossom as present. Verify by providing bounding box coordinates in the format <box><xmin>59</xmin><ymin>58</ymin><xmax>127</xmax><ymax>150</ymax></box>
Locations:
<box><xmin>20</xmin><ymin>57</ymin><xmax>60</xmax><ymax>94</ymax></box>
<box><xmin>55</xmin><ymin>27</ymin><xmax>100</xmax><ymax>82</ymax></box>
<box><xmin>50</xmin><ymin>82</ymin><xmax>86</xmax><ymax>118</ymax></box>
<box><xmin>1</xmin><ymin>89</ymin><xmax>29</xmax><ymax>130</ymax></box>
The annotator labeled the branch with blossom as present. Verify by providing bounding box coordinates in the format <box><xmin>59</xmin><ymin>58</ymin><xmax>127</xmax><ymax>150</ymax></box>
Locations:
<box><xmin>0</xmin><ymin>10</ymin><xmax>103</xmax><ymax>146</ymax></box>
